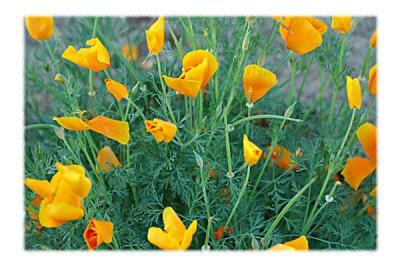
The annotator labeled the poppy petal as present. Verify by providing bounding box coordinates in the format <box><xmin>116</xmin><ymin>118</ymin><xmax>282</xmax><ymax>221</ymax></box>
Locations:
<box><xmin>356</xmin><ymin>122</ymin><xmax>377</xmax><ymax>163</ymax></box>
<box><xmin>53</xmin><ymin>117</ymin><xmax>89</xmax><ymax>131</ymax></box>
<box><xmin>87</xmin><ymin>116</ymin><xmax>130</xmax><ymax>145</ymax></box>
<box><xmin>341</xmin><ymin>157</ymin><xmax>376</xmax><ymax>190</ymax></box>
<box><xmin>97</xmin><ymin>146</ymin><xmax>122</xmax><ymax>171</ymax></box>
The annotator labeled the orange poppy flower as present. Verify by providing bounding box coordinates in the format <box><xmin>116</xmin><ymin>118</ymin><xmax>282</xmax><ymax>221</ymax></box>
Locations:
<box><xmin>243</xmin><ymin>64</ymin><xmax>278</xmax><ymax>103</ymax></box>
<box><xmin>346</xmin><ymin>76</ymin><xmax>362</xmax><ymax>109</ymax></box>
<box><xmin>368</xmin><ymin>64</ymin><xmax>377</xmax><ymax>96</ymax></box>
<box><xmin>25</xmin><ymin>16</ymin><xmax>54</xmax><ymax>41</ymax></box>
<box><xmin>121</xmin><ymin>43</ymin><xmax>139</xmax><ymax>61</ymax></box>
<box><xmin>163</xmin><ymin>50</ymin><xmax>218</xmax><ymax>98</ymax></box>
<box><xmin>62</xmin><ymin>38</ymin><xmax>110</xmax><ymax>72</ymax></box>
<box><xmin>370</xmin><ymin>31</ymin><xmax>377</xmax><ymax>48</ymax></box>
<box><xmin>243</xmin><ymin>134</ymin><xmax>263</xmax><ymax>166</ymax></box>
<box><xmin>331</xmin><ymin>16</ymin><xmax>352</xmax><ymax>34</ymax></box>
<box><xmin>278</xmin><ymin>17</ymin><xmax>327</xmax><ymax>55</ymax></box>
<box><xmin>87</xmin><ymin>116</ymin><xmax>130</xmax><ymax>145</ymax></box>
<box><xmin>83</xmin><ymin>219</ymin><xmax>114</xmax><ymax>250</ymax></box>
<box><xmin>147</xmin><ymin>207</ymin><xmax>197</xmax><ymax>250</ymax></box>
<box><xmin>25</xmin><ymin>162</ymin><xmax>91</xmax><ymax>228</ymax></box>
<box><xmin>267</xmin><ymin>145</ymin><xmax>299</xmax><ymax>170</ymax></box>
<box><xmin>145</xmin><ymin>118</ymin><xmax>177</xmax><ymax>143</ymax></box>
<box><xmin>341</xmin><ymin>122</ymin><xmax>377</xmax><ymax>190</ymax></box>
<box><xmin>146</xmin><ymin>16</ymin><xmax>164</xmax><ymax>55</ymax></box>
<box><xmin>269</xmin><ymin>235</ymin><xmax>309</xmax><ymax>251</ymax></box>
<box><xmin>104</xmin><ymin>78</ymin><xmax>129</xmax><ymax>102</ymax></box>
<box><xmin>96</xmin><ymin>146</ymin><xmax>122</xmax><ymax>171</ymax></box>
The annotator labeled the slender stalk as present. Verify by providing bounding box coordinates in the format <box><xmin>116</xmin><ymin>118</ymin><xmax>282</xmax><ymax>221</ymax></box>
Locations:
<box><xmin>224</xmin><ymin>110</ymin><xmax>233</xmax><ymax>177</ymax></box>
<box><xmin>166</xmin><ymin>21</ymin><xmax>183</xmax><ymax>60</ymax></box>
<box><xmin>25</xmin><ymin>124</ymin><xmax>57</xmax><ymax>131</ymax></box>
<box><xmin>287</xmin><ymin>53</ymin><xmax>297</xmax><ymax>104</ymax></box>
<box><xmin>125</xmin><ymin>98</ymin><xmax>146</xmax><ymax>121</ymax></box>
<box><xmin>232</xmin><ymin>114</ymin><xmax>302</xmax><ymax>127</ymax></box>
<box><xmin>296</xmin><ymin>56</ymin><xmax>314</xmax><ymax>101</ymax></box>
<box><xmin>263</xmin><ymin>177</ymin><xmax>316</xmax><ymax>247</ymax></box>
<box><xmin>360</xmin><ymin>47</ymin><xmax>372</xmax><ymax>78</ymax></box>
<box><xmin>44</xmin><ymin>40</ymin><xmax>59</xmax><ymax>72</ymax></box>
<box><xmin>88</xmin><ymin>17</ymin><xmax>99</xmax><ymax>97</ymax></box>
<box><xmin>224</xmin><ymin>165</ymin><xmax>251</xmax><ymax>228</ymax></box>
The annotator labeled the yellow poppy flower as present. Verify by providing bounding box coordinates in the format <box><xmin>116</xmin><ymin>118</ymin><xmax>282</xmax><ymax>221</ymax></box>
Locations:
<box><xmin>25</xmin><ymin>162</ymin><xmax>91</xmax><ymax>228</ymax></box>
<box><xmin>83</xmin><ymin>219</ymin><xmax>114</xmax><ymax>250</ymax></box>
<box><xmin>104</xmin><ymin>78</ymin><xmax>129</xmax><ymax>102</ymax></box>
<box><xmin>370</xmin><ymin>186</ymin><xmax>377</xmax><ymax>198</ymax></box>
<box><xmin>368</xmin><ymin>64</ymin><xmax>377</xmax><ymax>96</ymax></box>
<box><xmin>121</xmin><ymin>43</ymin><xmax>139</xmax><ymax>61</ymax></box>
<box><xmin>341</xmin><ymin>122</ymin><xmax>377</xmax><ymax>190</ymax></box>
<box><xmin>278</xmin><ymin>17</ymin><xmax>327</xmax><ymax>55</ymax></box>
<box><xmin>243</xmin><ymin>64</ymin><xmax>278</xmax><ymax>103</ymax></box>
<box><xmin>96</xmin><ymin>146</ymin><xmax>122</xmax><ymax>171</ymax></box>
<box><xmin>54</xmin><ymin>74</ymin><xmax>65</xmax><ymax>84</ymax></box>
<box><xmin>243</xmin><ymin>134</ymin><xmax>263</xmax><ymax>166</ymax></box>
<box><xmin>182</xmin><ymin>50</ymin><xmax>219</xmax><ymax>89</ymax></box>
<box><xmin>146</xmin><ymin>16</ymin><xmax>164</xmax><ymax>55</ymax></box>
<box><xmin>62</xmin><ymin>38</ymin><xmax>110</xmax><ymax>72</ymax></box>
<box><xmin>267</xmin><ymin>145</ymin><xmax>299</xmax><ymax>170</ymax></box>
<box><xmin>52</xmin><ymin>117</ymin><xmax>89</xmax><ymax>131</ymax></box>
<box><xmin>147</xmin><ymin>207</ymin><xmax>197</xmax><ymax>250</ymax></box>
<box><xmin>145</xmin><ymin>118</ymin><xmax>177</xmax><ymax>143</ymax></box>
<box><xmin>331</xmin><ymin>16</ymin><xmax>352</xmax><ymax>34</ymax></box>
<box><xmin>346</xmin><ymin>76</ymin><xmax>362</xmax><ymax>109</ymax></box>
<box><xmin>87</xmin><ymin>116</ymin><xmax>130</xmax><ymax>145</ymax></box>
<box><xmin>269</xmin><ymin>236</ymin><xmax>309</xmax><ymax>251</ymax></box>
<box><xmin>25</xmin><ymin>16</ymin><xmax>54</xmax><ymax>41</ymax></box>
<box><xmin>370</xmin><ymin>31</ymin><xmax>377</xmax><ymax>48</ymax></box>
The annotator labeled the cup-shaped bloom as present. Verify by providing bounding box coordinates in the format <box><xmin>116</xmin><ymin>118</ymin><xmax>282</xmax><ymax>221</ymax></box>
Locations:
<box><xmin>146</xmin><ymin>16</ymin><xmax>164</xmax><ymax>55</ymax></box>
<box><xmin>62</xmin><ymin>38</ymin><xmax>110</xmax><ymax>72</ymax></box>
<box><xmin>54</xmin><ymin>162</ymin><xmax>92</xmax><ymax>198</ymax></box>
<box><xmin>269</xmin><ymin>236</ymin><xmax>309</xmax><ymax>251</ymax></box>
<box><xmin>83</xmin><ymin>219</ymin><xmax>114</xmax><ymax>250</ymax></box>
<box><xmin>331</xmin><ymin>16</ymin><xmax>352</xmax><ymax>34</ymax></box>
<box><xmin>346</xmin><ymin>76</ymin><xmax>362</xmax><ymax>109</ymax></box>
<box><xmin>147</xmin><ymin>207</ymin><xmax>197</xmax><ymax>250</ymax></box>
<box><xmin>278</xmin><ymin>17</ymin><xmax>327</xmax><ymax>55</ymax></box>
<box><xmin>145</xmin><ymin>119</ymin><xmax>177</xmax><ymax>143</ymax></box>
<box><xmin>182</xmin><ymin>50</ymin><xmax>219</xmax><ymax>89</ymax></box>
<box><xmin>243</xmin><ymin>64</ymin><xmax>278</xmax><ymax>103</ymax></box>
<box><xmin>96</xmin><ymin>146</ymin><xmax>122</xmax><ymax>171</ymax></box>
<box><xmin>52</xmin><ymin>116</ymin><xmax>90</xmax><ymax>131</ymax></box>
<box><xmin>267</xmin><ymin>145</ymin><xmax>299</xmax><ymax>170</ymax></box>
<box><xmin>370</xmin><ymin>31</ymin><xmax>377</xmax><ymax>48</ymax></box>
<box><xmin>105</xmin><ymin>78</ymin><xmax>129</xmax><ymax>102</ymax></box>
<box><xmin>368</xmin><ymin>64</ymin><xmax>377</xmax><ymax>96</ymax></box>
<box><xmin>87</xmin><ymin>116</ymin><xmax>130</xmax><ymax>145</ymax></box>
<box><xmin>341</xmin><ymin>122</ymin><xmax>377</xmax><ymax>190</ymax></box>
<box><xmin>243</xmin><ymin>134</ymin><xmax>263</xmax><ymax>166</ymax></box>
<box><xmin>25</xmin><ymin>16</ymin><xmax>54</xmax><ymax>41</ymax></box>
<box><xmin>121</xmin><ymin>43</ymin><xmax>139</xmax><ymax>61</ymax></box>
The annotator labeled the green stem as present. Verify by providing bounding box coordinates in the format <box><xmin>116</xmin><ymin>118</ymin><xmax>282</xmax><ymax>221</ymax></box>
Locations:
<box><xmin>360</xmin><ymin>47</ymin><xmax>372</xmax><ymax>78</ymax></box>
<box><xmin>263</xmin><ymin>177</ymin><xmax>316</xmax><ymax>247</ymax></box>
<box><xmin>232</xmin><ymin>114</ymin><xmax>302</xmax><ymax>127</ymax></box>
<box><xmin>166</xmin><ymin>21</ymin><xmax>184</xmax><ymax>60</ymax></box>
<box><xmin>224</xmin><ymin>165</ymin><xmax>251</xmax><ymax>228</ymax></box>
<box><xmin>25</xmin><ymin>124</ymin><xmax>57</xmax><ymax>131</ymax></box>
<box><xmin>296</xmin><ymin>56</ymin><xmax>314</xmax><ymax>102</ymax></box>
<box><xmin>287</xmin><ymin>53</ymin><xmax>297</xmax><ymax>104</ymax></box>
<box><xmin>125</xmin><ymin>98</ymin><xmax>146</xmax><ymax>121</ymax></box>
<box><xmin>224</xmin><ymin>110</ymin><xmax>233</xmax><ymax>177</ymax></box>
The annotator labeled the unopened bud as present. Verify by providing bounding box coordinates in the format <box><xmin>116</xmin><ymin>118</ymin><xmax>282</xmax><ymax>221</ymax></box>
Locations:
<box><xmin>54</xmin><ymin>127</ymin><xmax>65</xmax><ymax>141</ymax></box>
<box><xmin>242</xmin><ymin>34</ymin><xmax>250</xmax><ymax>52</ymax></box>
<box><xmin>203</xmin><ymin>28</ymin><xmax>208</xmax><ymax>38</ymax></box>
<box><xmin>193</xmin><ymin>151</ymin><xmax>204</xmax><ymax>169</ymax></box>
<box><xmin>251</xmin><ymin>235</ymin><xmax>260</xmax><ymax>250</ymax></box>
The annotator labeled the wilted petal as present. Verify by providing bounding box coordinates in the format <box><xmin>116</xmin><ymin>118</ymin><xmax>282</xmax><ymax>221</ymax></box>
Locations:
<box><xmin>356</xmin><ymin>122</ymin><xmax>377</xmax><ymax>163</ymax></box>
<box><xmin>105</xmin><ymin>78</ymin><xmax>129</xmax><ymax>101</ymax></box>
<box><xmin>243</xmin><ymin>134</ymin><xmax>263</xmax><ymax>166</ymax></box>
<box><xmin>97</xmin><ymin>146</ymin><xmax>122</xmax><ymax>171</ymax></box>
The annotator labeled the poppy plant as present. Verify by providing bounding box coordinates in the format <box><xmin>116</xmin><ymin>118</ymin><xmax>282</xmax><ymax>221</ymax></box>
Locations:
<box><xmin>145</xmin><ymin>118</ymin><xmax>177</xmax><ymax>143</ymax></box>
<box><xmin>96</xmin><ymin>146</ymin><xmax>122</xmax><ymax>171</ymax></box>
<box><xmin>243</xmin><ymin>134</ymin><xmax>263</xmax><ymax>166</ymax></box>
<box><xmin>146</xmin><ymin>16</ymin><xmax>164</xmax><ymax>55</ymax></box>
<box><xmin>25</xmin><ymin>16</ymin><xmax>54</xmax><ymax>41</ymax></box>
<box><xmin>53</xmin><ymin>115</ymin><xmax>130</xmax><ymax>145</ymax></box>
<box><xmin>268</xmin><ymin>236</ymin><xmax>309</xmax><ymax>251</ymax></box>
<box><xmin>368</xmin><ymin>64</ymin><xmax>377</xmax><ymax>96</ymax></box>
<box><xmin>62</xmin><ymin>38</ymin><xmax>110</xmax><ymax>72</ymax></box>
<box><xmin>278</xmin><ymin>17</ymin><xmax>327</xmax><ymax>55</ymax></box>
<box><xmin>331</xmin><ymin>16</ymin><xmax>352</xmax><ymax>34</ymax></box>
<box><xmin>243</xmin><ymin>64</ymin><xmax>278</xmax><ymax>103</ymax></box>
<box><xmin>24</xmin><ymin>162</ymin><xmax>91</xmax><ymax>227</ymax></box>
<box><xmin>104</xmin><ymin>78</ymin><xmax>129</xmax><ymax>102</ymax></box>
<box><xmin>83</xmin><ymin>219</ymin><xmax>114</xmax><ymax>250</ymax></box>
<box><xmin>346</xmin><ymin>76</ymin><xmax>362</xmax><ymax>109</ymax></box>
<box><xmin>147</xmin><ymin>207</ymin><xmax>197</xmax><ymax>250</ymax></box>
<box><xmin>121</xmin><ymin>43</ymin><xmax>139</xmax><ymax>61</ymax></box>
<box><xmin>341</xmin><ymin>122</ymin><xmax>377</xmax><ymax>190</ymax></box>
